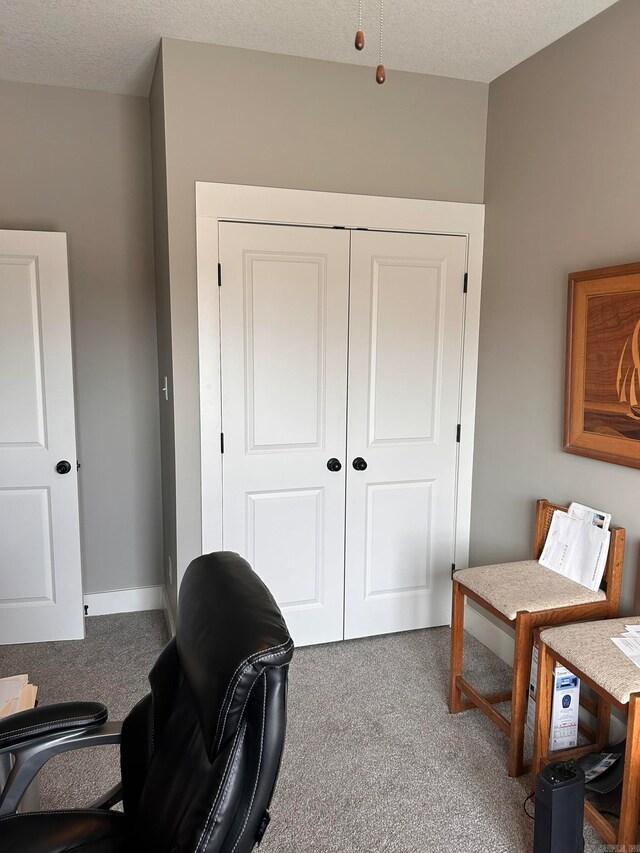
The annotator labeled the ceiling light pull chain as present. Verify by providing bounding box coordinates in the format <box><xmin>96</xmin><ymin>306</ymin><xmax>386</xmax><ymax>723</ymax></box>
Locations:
<box><xmin>355</xmin><ymin>0</ymin><xmax>365</xmax><ymax>50</ymax></box>
<box><xmin>376</xmin><ymin>0</ymin><xmax>386</xmax><ymax>83</ymax></box>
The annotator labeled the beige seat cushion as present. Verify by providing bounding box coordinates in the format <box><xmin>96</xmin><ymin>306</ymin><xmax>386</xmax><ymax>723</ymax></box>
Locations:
<box><xmin>453</xmin><ymin>560</ymin><xmax>606</xmax><ymax>621</ymax></box>
<box><xmin>541</xmin><ymin>617</ymin><xmax>640</xmax><ymax>705</ymax></box>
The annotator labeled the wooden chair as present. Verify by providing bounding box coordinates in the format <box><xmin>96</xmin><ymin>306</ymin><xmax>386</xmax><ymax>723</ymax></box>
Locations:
<box><xmin>448</xmin><ymin>498</ymin><xmax>625</xmax><ymax>777</ymax></box>
<box><xmin>533</xmin><ymin>618</ymin><xmax>640</xmax><ymax>849</ymax></box>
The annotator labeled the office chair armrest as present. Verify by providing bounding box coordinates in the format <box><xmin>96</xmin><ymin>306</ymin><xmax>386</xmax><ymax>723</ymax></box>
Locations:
<box><xmin>0</xmin><ymin>702</ymin><xmax>108</xmax><ymax>752</ymax></box>
<box><xmin>0</xmin><ymin>719</ymin><xmax>122</xmax><ymax>817</ymax></box>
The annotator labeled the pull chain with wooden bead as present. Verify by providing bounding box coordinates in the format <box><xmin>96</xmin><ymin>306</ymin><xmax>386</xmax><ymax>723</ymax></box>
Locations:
<box><xmin>376</xmin><ymin>0</ymin><xmax>385</xmax><ymax>84</ymax></box>
<box><xmin>355</xmin><ymin>0</ymin><xmax>365</xmax><ymax>50</ymax></box>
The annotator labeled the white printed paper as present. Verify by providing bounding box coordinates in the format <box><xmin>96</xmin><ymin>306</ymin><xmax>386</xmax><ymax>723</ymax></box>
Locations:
<box><xmin>612</xmin><ymin>636</ymin><xmax>640</xmax><ymax>669</ymax></box>
<box><xmin>0</xmin><ymin>675</ymin><xmax>27</xmax><ymax>712</ymax></box>
<box><xmin>539</xmin><ymin>510</ymin><xmax>610</xmax><ymax>591</ymax></box>
<box><xmin>568</xmin><ymin>502</ymin><xmax>611</xmax><ymax>532</ymax></box>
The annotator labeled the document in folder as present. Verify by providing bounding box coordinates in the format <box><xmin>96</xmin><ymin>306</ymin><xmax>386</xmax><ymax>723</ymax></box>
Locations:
<box><xmin>539</xmin><ymin>509</ymin><xmax>610</xmax><ymax>591</ymax></box>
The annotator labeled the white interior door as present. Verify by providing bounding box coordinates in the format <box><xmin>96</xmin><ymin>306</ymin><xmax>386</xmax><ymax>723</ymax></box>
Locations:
<box><xmin>219</xmin><ymin>222</ymin><xmax>350</xmax><ymax>646</ymax></box>
<box><xmin>0</xmin><ymin>230</ymin><xmax>84</xmax><ymax>645</ymax></box>
<box><xmin>344</xmin><ymin>230</ymin><xmax>466</xmax><ymax>639</ymax></box>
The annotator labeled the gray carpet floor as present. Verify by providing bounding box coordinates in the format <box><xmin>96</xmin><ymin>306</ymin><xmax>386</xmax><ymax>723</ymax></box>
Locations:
<box><xmin>0</xmin><ymin>613</ymin><xmax>611</xmax><ymax>851</ymax></box>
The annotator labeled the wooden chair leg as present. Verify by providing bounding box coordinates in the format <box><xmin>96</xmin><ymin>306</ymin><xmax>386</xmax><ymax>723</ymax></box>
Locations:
<box><xmin>508</xmin><ymin>611</ymin><xmax>533</xmax><ymax>777</ymax></box>
<box><xmin>595</xmin><ymin>695</ymin><xmax>611</xmax><ymax>748</ymax></box>
<box><xmin>532</xmin><ymin>639</ymin><xmax>553</xmax><ymax>780</ymax></box>
<box><xmin>618</xmin><ymin>693</ymin><xmax>640</xmax><ymax>849</ymax></box>
<box><xmin>448</xmin><ymin>580</ymin><xmax>465</xmax><ymax>714</ymax></box>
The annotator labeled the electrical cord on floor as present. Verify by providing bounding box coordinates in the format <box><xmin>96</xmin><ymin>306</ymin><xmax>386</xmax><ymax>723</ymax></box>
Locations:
<box><xmin>523</xmin><ymin>792</ymin><xmax>535</xmax><ymax>819</ymax></box>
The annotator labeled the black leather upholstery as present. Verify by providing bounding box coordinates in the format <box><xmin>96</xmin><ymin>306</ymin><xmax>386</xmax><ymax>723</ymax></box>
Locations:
<box><xmin>0</xmin><ymin>552</ymin><xmax>293</xmax><ymax>853</ymax></box>
<box><xmin>0</xmin><ymin>702</ymin><xmax>108</xmax><ymax>751</ymax></box>
<box><xmin>177</xmin><ymin>550</ymin><xmax>293</xmax><ymax>759</ymax></box>
<box><xmin>0</xmin><ymin>811</ymin><xmax>132</xmax><ymax>853</ymax></box>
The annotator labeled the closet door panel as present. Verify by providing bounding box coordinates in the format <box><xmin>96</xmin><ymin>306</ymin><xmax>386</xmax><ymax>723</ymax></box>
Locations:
<box><xmin>368</xmin><ymin>259</ymin><xmax>441</xmax><ymax>443</ymax></box>
<box><xmin>219</xmin><ymin>222</ymin><xmax>350</xmax><ymax>646</ymax></box>
<box><xmin>345</xmin><ymin>231</ymin><xmax>466</xmax><ymax>639</ymax></box>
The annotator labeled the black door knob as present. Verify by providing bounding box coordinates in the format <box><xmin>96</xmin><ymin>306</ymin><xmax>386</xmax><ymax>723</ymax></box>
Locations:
<box><xmin>326</xmin><ymin>458</ymin><xmax>342</xmax><ymax>472</ymax></box>
<box><xmin>352</xmin><ymin>457</ymin><xmax>368</xmax><ymax>471</ymax></box>
<box><xmin>56</xmin><ymin>460</ymin><xmax>72</xmax><ymax>475</ymax></box>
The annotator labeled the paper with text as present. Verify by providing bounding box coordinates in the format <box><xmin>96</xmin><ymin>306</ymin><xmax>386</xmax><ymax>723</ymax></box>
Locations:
<box><xmin>539</xmin><ymin>510</ymin><xmax>610</xmax><ymax>591</ymax></box>
<box><xmin>568</xmin><ymin>502</ymin><xmax>611</xmax><ymax>532</ymax></box>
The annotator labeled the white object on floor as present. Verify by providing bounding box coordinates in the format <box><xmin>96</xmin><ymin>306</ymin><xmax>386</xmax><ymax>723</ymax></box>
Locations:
<box><xmin>0</xmin><ymin>675</ymin><xmax>37</xmax><ymax>718</ymax></box>
<box><xmin>549</xmin><ymin>667</ymin><xmax>581</xmax><ymax>751</ymax></box>
<box><xmin>527</xmin><ymin>639</ymin><xmax>580</xmax><ymax>751</ymax></box>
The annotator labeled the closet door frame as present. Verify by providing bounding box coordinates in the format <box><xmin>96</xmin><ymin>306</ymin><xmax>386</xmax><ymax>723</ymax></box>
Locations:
<box><xmin>195</xmin><ymin>182</ymin><xmax>484</xmax><ymax>604</ymax></box>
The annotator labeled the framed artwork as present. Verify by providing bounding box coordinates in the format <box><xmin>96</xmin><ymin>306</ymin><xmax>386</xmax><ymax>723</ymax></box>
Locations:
<box><xmin>564</xmin><ymin>261</ymin><xmax>640</xmax><ymax>469</ymax></box>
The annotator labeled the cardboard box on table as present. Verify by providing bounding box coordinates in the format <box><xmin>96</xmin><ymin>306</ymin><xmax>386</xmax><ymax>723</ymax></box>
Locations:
<box><xmin>527</xmin><ymin>639</ymin><xmax>580</xmax><ymax>751</ymax></box>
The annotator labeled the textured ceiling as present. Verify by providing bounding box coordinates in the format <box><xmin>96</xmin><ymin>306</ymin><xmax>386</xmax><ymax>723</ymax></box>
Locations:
<box><xmin>0</xmin><ymin>0</ymin><xmax>619</xmax><ymax>96</ymax></box>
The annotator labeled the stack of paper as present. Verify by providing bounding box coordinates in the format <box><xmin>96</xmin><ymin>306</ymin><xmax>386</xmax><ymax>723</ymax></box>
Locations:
<box><xmin>538</xmin><ymin>502</ymin><xmax>611</xmax><ymax>591</ymax></box>
<box><xmin>0</xmin><ymin>675</ymin><xmax>38</xmax><ymax>718</ymax></box>
<box><xmin>611</xmin><ymin>625</ymin><xmax>640</xmax><ymax>669</ymax></box>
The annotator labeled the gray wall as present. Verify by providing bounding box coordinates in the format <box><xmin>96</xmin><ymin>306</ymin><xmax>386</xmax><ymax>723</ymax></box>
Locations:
<box><xmin>0</xmin><ymin>80</ymin><xmax>162</xmax><ymax>595</ymax></box>
<box><xmin>155</xmin><ymin>39</ymin><xmax>489</xmax><ymax>601</ymax></box>
<box><xmin>472</xmin><ymin>0</ymin><xmax>640</xmax><ymax>610</ymax></box>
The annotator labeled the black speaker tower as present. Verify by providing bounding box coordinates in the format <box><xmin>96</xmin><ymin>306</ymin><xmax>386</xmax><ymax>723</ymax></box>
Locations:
<box><xmin>534</xmin><ymin>761</ymin><xmax>585</xmax><ymax>853</ymax></box>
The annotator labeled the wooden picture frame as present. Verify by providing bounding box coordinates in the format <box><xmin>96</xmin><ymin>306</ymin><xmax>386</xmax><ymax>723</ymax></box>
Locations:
<box><xmin>564</xmin><ymin>261</ymin><xmax>640</xmax><ymax>469</ymax></box>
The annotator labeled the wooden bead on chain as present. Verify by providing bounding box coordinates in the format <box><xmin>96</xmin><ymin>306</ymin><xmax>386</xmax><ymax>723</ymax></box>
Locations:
<box><xmin>376</xmin><ymin>0</ymin><xmax>385</xmax><ymax>83</ymax></box>
<box><xmin>355</xmin><ymin>0</ymin><xmax>364</xmax><ymax>50</ymax></box>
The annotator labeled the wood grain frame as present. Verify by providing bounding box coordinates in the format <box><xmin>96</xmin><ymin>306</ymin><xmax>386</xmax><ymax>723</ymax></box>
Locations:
<box><xmin>564</xmin><ymin>261</ymin><xmax>640</xmax><ymax>469</ymax></box>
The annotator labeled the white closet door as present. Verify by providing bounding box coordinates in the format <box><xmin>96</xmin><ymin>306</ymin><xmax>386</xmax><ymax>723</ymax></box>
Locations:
<box><xmin>219</xmin><ymin>222</ymin><xmax>350</xmax><ymax>646</ymax></box>
<box><xmin>344</xmin><ymin>230</ymin><xmax>466</xmax><ymax>639</ymax></box>
<box><xmin>0</xmin><ymin>230</ymin><xmax>84</xmax><ymax>644</ymax></box>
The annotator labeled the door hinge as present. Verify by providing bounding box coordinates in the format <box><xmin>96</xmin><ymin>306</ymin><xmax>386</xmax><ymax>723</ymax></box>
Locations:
<box><xmin>218</xmin><ymin>263</ymin><xmax>222</xmax><ymax>287</ymax></box>
<box><xmin>76</xmin><ymin>460</ymin><xmax>81</xmax><ymax>470</ymax></box>
<box><xmin>456</xmin><ymin>424</ymin><xmax>461</xmax><ymax>443</ymax></box>
<box><xmin>451</xmin><ymin>563</ymin><xmax>456</xmax><ymax>578</ymax></box>
<box><xmin>220</xmin><ymin>432</ymin><xmax>225</xmax><ymax>453</ymax></box>
<box><xmin>463</xmin><ymin>272</ymin><xmax>468</xmax><ymax>294</ymax></box>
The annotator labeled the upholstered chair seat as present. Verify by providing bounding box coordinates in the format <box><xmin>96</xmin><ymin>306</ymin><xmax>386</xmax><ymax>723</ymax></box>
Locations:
<box><xmin>540</xmin><ymin>617</ymin><xmax>640</xmax><ymax>705</ymax></box>
<box><xmin>454</xmin><ymin>560</ymin><xmax>606</xmax><ymax>621</ymax></box>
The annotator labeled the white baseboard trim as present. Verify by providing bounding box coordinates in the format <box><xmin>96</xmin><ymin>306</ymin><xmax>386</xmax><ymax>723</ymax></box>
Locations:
<box><xmin>463</xmin><ymin>602</ymin><xmax>627</xmax><ymax>742</ymax></box>
<box><xmin>162</xmin><ymin>586</ymin><xmax>176</xmax><ymax>637</ymax></box>
<box><xmin>83</xmin><ymin>585</ymin><xmax>163</xmax><ymax>617</ymax></box>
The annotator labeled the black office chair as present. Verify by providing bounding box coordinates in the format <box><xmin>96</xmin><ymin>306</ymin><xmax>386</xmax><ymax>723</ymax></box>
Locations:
<box><xmin>0</xmin><ymin>551</ymin><xmax>294</xmax><ymax>852</ymax></box>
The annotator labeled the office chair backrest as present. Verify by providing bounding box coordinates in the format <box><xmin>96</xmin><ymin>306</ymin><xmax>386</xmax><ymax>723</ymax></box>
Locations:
<box><xmin>119</xmin><ymin>552</ymin><xmax>294</xmax><ymax>853</ymax></box>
